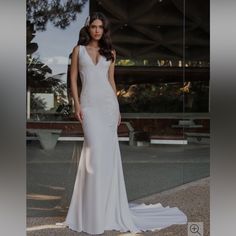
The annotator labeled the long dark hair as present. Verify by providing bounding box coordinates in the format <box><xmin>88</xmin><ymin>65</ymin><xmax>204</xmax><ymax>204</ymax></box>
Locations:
<box><xmin>77</xmin><ymin>12</ymin><xmax>114</xmax><ymax>62</ymax></box>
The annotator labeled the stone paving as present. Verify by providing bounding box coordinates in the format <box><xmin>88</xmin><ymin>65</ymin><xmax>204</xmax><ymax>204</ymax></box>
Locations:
<box><xmin>27</xmin><ymin>177</ymin><xmax>209</xmax><ymax>236</ymax></box>
<box><xmin>27</xmin><ymin>141</ymin><xmax>210</xmax><ymax>235</ymax></box>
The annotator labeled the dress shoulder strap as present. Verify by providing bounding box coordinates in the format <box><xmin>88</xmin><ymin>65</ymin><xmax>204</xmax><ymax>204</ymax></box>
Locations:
<box><xmin>78</xmin><ymin>44</ymin><xmax>85</xmax><ymax>57</ymax></box>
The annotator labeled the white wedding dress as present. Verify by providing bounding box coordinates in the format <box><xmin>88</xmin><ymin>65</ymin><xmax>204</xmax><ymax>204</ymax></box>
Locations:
<box><xmin>57</xmin><ymin>45</ymin><xmax>187</xmax><ymax>234</ymax></box>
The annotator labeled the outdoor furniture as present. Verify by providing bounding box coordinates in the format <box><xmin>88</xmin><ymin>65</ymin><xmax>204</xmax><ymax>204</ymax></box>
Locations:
<box><xmin>185</xmin><ymin>132</ymin><xmax>210</xmax><ymax>144</ymax></box>
<box><xmin>26</xmin><ymin>121</ymin><xmax>135</xmax><ymax>149</ymax></box>
<box><xmin>27</xmin><ymin>129</ymin><xmax>62</xmax><ymax>150</ymax></box>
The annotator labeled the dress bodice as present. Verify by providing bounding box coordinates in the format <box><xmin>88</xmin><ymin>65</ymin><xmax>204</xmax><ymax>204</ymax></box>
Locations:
<box><xmin>77</xmin><ymin>45</ymin><xmax>117</xmax><ymax>109</ymax></box>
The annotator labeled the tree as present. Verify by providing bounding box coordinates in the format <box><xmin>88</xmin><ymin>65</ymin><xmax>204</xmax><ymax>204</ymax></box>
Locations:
<box><xmin>27</xmin><ymin>20</ymin><xmax>67</xmax><ymax>115</ymax></box>
<box><xmin>27</xmin><ymin>0</ymin><xmax>88</xmax><ymax>31</ymax></box>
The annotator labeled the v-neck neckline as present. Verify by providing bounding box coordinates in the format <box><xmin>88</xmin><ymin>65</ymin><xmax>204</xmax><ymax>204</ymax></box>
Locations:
<box><xmin>84</xmin><ymin>45</ymin><xmax>102</xmax><ymax>66</ymax></box>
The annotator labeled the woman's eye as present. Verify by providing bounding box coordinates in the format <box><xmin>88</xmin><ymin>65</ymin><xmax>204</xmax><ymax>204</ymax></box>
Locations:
<box><xmin>90</xmin><ymin>25</ymin><xmax>103</xmax><ymax>29</ymax></box>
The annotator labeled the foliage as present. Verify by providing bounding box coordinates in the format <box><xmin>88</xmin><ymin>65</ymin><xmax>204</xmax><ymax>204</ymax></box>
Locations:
<box><xmin>27</xmin><ymin>18</ymin><xmax>68</xmax><ymax>113</ymax></box>
<box><xmin>117</xmin><ymin>82</ymin><xmax>209</xmax><ymax>113</ymax></box>
<box><xmin>26</xmin><ymin>0</ymin><xmax>88</xmax><ymax>31</ymax></box>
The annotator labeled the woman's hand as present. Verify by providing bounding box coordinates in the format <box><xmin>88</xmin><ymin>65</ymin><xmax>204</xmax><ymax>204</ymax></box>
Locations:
<box><xmin>75</xmin><ymin>105</ymin><xmax>83</xmax><ymax>123</ymax></box>
<box><xmin>118</xmin><ymin>112</ymin><xmax>121</xmax><ymax>126</ymax></box>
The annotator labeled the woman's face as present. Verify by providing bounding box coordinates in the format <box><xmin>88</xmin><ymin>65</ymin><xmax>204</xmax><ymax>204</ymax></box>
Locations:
<box><xmin>88</xmin><ymin>19</ymin><xmax>104</xmax><ymax>41</ymax></box>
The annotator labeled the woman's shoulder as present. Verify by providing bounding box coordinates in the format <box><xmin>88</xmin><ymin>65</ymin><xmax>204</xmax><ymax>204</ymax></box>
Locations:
<box><xmin>72</xmin><ymin>45</ymin><xmax>81</xmax><ymax>53</ymax></box>
<box><xmin>111</xmin><ymin>49</ymin><xmax>116</xmax><ymax>59</ymax></box>
<box><xmin>72</xmin><ymin>45</ymin><xmax>83</xmax><ymax>59</ymax></box>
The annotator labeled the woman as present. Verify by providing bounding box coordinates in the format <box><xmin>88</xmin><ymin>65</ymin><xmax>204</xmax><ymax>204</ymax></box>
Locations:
<box><xmin>57</xmin><ymin>12</ymin><xmax>187</xmax><ymax>234</ymax></box>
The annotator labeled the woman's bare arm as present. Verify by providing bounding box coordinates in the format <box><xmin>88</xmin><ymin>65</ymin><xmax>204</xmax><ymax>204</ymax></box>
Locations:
<box><xmin>70</xmin><ymin>46</ymin><xmax>80</xmax><ymax>108</ymax></box>
<box><xmin>108</xmin><ymin>50</ymin><xmax>121</xmax><ymax>126</ymax></box>
<box><xmin>70</xmin><ymin>45</ymin><xmax>83</xmax><ymax>122</ymax></box>
<box><xmin>108</xmin><ymin>50</ymin><xmax>118</xmax><ymax>96</ymax></box>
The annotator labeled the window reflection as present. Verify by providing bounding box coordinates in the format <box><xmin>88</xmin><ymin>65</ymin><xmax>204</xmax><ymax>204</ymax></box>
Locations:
<box><xmin>26</xmin><ymin>0</ymin><xmax>89</xmax><ymax>120</ymax></box>
<box><xmin>26</xmin><ymin>0</ymin><xmax>209</xmax><ymax>121</ymax></box>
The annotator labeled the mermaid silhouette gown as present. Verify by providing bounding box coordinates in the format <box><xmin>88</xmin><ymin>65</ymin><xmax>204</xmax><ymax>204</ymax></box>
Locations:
<box><xmin>57</xmin><ymin>45</ymin><xmax>187</xmax><ymax>234</ymax></box>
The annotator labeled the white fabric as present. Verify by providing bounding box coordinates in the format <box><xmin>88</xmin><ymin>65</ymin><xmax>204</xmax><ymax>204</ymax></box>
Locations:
<box><xmin>56</xmin><ymin>45</ymin><xmax>187</xmax><ymax>234</ymax></box>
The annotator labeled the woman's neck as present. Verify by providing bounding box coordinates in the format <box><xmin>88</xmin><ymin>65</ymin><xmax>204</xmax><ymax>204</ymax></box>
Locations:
<box><xmin>87</xmin><ymin>40</ymin><xmax>99</xmax><ymax>48</ymax></box>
